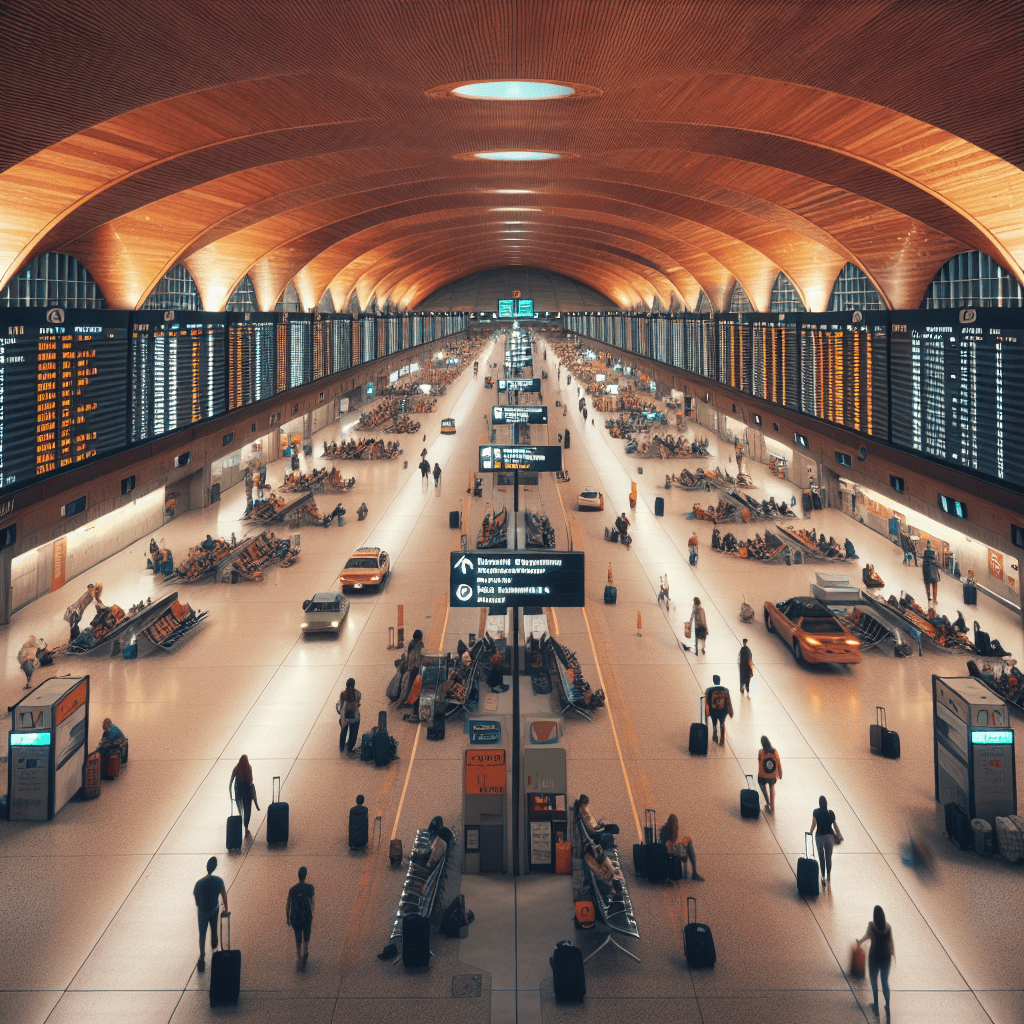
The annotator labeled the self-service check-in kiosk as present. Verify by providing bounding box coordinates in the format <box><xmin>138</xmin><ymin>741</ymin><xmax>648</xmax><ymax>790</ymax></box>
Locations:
<box><xmin>933</xmin><ymin>675</ymin><xmax>1016</xmax><ymax>826</ymax></box>
<box><xmin>7</xmin><ymin>675</ymin><xmax>90</xmax><ymax>821</ymax></box>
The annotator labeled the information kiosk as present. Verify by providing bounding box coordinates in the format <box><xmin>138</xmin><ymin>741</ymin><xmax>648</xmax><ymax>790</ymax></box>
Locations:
<box><xmin>933</xmin><ymin>675</ymin><xmax>1016</xmax><ymax>826</ymax></box>
<box><xmin>7</xmin><ymin>675</ymin><xmax>90</xmax><ymax>821</ymax></box>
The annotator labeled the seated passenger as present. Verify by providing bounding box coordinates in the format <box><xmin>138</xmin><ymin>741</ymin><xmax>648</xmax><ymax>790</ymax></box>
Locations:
<box><xmin>575</xmin><ymin>794</ymin><xmax>618</xmax><ymax>843</ymax></box>
<box><xmin>201</xmin><ymin>534</ymin><xmax>215</xmax><ymax>551</ymax></box>
<box><xmin>584</xmin><ymin>834</ymin><xmax>624</xmax><ymax>897</ymax></box>
<box><xmin>660</xmin><ymin>813</ymin><xmax>703</xmax><ymax>880</ymax></box>
<box><xmin>99</xmin><ymin>717</ymin><xmax>128</xmax><ymax>755</ymax></box>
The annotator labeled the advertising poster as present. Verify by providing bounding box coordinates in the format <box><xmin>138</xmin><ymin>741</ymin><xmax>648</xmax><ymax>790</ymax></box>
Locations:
<box><xmin>530</xmin><ymin>821</ymin><xmax>552</xmax><ymax>865</ymax></box>
<box><xmin>989</xmin><ymin>549</ymin><xmax>1003</xmax><ymax>580</ymax></box>
<box><xmin>51</xmin><ymin>536</ymin><xmax>67</xmax><ymax>592</ymax></box>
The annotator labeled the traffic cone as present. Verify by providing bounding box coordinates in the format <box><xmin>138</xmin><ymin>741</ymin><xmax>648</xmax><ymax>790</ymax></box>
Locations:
<box><xmin>608</xmin><ymin>563</ymin><xmax>613</xmax><ymax>585</ymax></box>
<box><xmin>637</xmin><ymin>611</ymin><xmax>642</xmax><ymax>636</ymax></box>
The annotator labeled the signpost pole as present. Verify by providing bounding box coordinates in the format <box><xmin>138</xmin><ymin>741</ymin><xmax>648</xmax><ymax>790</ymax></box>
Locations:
<box><xmin>511</xmin><ymin>467</ymin><xmax>521</xmax><ymax>874</ymax></box>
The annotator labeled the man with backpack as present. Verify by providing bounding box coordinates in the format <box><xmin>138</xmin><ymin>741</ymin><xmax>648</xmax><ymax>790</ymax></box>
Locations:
<box><xmin>285</xmin><ymin>866</ymin><xmax>315</xmax><ymax>971</ymax></box>
<box><xmin>704</xmin><ymin>675</ymin><xmax>734</xmax><ymax>746</ymax></box>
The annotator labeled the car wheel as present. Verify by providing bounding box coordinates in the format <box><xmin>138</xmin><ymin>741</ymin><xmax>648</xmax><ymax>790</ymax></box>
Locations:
<box><xmin>764</xmin><ymin>609</ymin><xmax>775</xmax><ymax>632</ymax></box>
<box><xmin>793</xmin><ymin>639</ymin><xmax>804</xmax><ymax>663</ymax></box>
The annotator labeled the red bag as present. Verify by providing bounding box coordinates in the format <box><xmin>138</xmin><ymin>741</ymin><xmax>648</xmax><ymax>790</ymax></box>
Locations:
<box><xmin>850</xmin><ymin>943</ymin><xmax>866</xmax><ymax>979</ymax></box>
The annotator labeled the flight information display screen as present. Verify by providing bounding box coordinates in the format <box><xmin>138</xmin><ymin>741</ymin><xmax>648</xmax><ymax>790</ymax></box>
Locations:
<box><xmin>0</xmin><ymin>309</ymin><xmax>130</xmax><ymax>491</ymax></box>
<box><xmin>227</xmin><ymin>314</ymin><xmax>277</xmax><ymax>410</ymax></box>
<box><xmin>498</xmin><ymin>300</ymin><xmax>515</xmax><ymax>318</ymax></box>
<box><xmin>746</xmin><ymin>315</ymin><xmax>799</xmax><ymax>409</ymax></box>
<box><xmin>129</xmin><ymin>312</ymin><xmax>226</xmax><ymax>443</ymax></box>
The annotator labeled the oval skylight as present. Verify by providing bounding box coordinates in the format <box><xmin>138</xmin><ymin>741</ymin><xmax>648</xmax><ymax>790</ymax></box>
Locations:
<box><xmin>454</xmin><ymin>81</ymin><xmax>575</xmax><ymax>101</ymax></box>
<box><xmin>474</xmin><ymin>151</ymin><xmax>560</xmax><ymax>161</ymax></box>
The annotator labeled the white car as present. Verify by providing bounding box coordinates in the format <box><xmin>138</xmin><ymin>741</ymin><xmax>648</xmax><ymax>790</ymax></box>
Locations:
<box><xmin>301</xmin><ymin>592</ymin><xmax>349</xmax><ymax>634</ymax></box>
<box><xmin>577</xmin><ymin>486</ymin><xmax>604</xmax><ymax>511</ymax></box>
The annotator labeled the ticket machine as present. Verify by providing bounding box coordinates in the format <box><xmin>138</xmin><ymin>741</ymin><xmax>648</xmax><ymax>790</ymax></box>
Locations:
<box><xmin>7</xmin><ymin>675</ymin><xmax>90</xmax><ymax>821</ymax></box>
<box><xmin>933</xmin><ymin>675</ymin><xmax>1017</xmax><ymax>826</ymax></box>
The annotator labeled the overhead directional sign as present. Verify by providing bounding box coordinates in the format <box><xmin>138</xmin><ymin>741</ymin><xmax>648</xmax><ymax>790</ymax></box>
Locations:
<box><xmin>479</xmin><ymin>445</ymin><xmax>562</xmax><ymax>473</ymax></box>
<box><xmin>498</xmin><ymin>378</ymin><xmax>541</xmax><ymax>392</ymax></box>
<box><xmin>492</xmin><ymin>405</ymin><xmax>548</xmax><ymax>424</ymax></box>
<box><xmin>498</xmin><ymin>300</ymin><xmax>515</xmax><ymax>318</ymax></box>
<box><xmin>450</xmin><ymin>551</ymin><xmax>585</xmax><ymax>608</ymax></box>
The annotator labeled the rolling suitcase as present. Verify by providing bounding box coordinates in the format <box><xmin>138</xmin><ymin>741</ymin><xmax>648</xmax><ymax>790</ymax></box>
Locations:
<box><xmin>226</xmin><ymin>797</ymin><xmax>243</xmax><ymax>851</ymax></box>
<box><xmin>402</xmin><ymin>912</ymin><xmax>430</xmax><ymax>967</ymax></box>
<box><xmin>101</xmin><ymin>750</ymin><xmax>121</xmax><ymax>780</ymax></box>
<box><xmin>683</xmin><ymin>896</ymin><xmax>716</xmax><ymax>968</ymax></box>
<box><xmin>643</xmin><ymin>808</ymin><xmax>669</xmax><ymax>882</ymax></box>
<box><xmin>426</xmin><ymin>708</ymin><xmax>446</xmax><ymax>741</ymax></box>
<box><xmin>604</xmin><ymin>585</ymin><xmax>617</xmax><ymax>604</ymax></box>
<box><xmin>359</xmin><ymin>731</ymin><xmax>374</xmax><ymax>761</ymax></box>
<box><xmin>740</xmin><ymin>774</ymin><xmax>760</xmax><ymax>819</ymax></box>
<box><xmin>668</xmin><ymin>853</ymin><xmax>684</xmax><ymax>880</ymax></box>
<box><xmin>266</xmin><ymin>776</ymin><xmax>289</xmax><ymax>845</ymax></box>
<box><xmin>449</xmin><ymin>510</ymin><xmax>460</xmax><ymax>529</ymax></box>
<box><xmin>632</xmin><ymin>840</ymin><xmax>647</xmax><ymax>878</ymax></box>
<box><xmin>688</xmin><ymin>697</ymin><xmax>708</xmax><ymax>756</ymax></box>
<box><xmin>550</xmin><ymin>940</ymin><xmax>586</xmax><ymax>1001</ymax></box>
<box><xmin>945</xmin><ymin>802</ymin><xmax>972</xmax><ymax>851</ymax></box>
<box><xmin>963</xmin><ymin>579</ymin><xmax>977</xmax><ymax>605</ymax></box>
<box><xmin>797</xmin><ymin>832</ymin><xmax>820</xmax><ymax>896</ymax></box>
<box><xmin>209</xmin><ymin>912</ymin><xmax>240</xmax><ymax>1006</ymax></box>
<box><xmin>654</xmin><ymin>496</ymin><xmax>665</xmax><ymax>516</ymax></box>
<box><xmin>349</xmin><ymin>804</ymin><xmax>369</xmax><ymax>850</ymax></box>
<box><xmin>971</xmin><ymin>818</ymin><xmax>994</xmax><ymax>857</ymax></box>
<box><xmin>869</xmin><ymin>706</ymin><xmax>900</xmax><ymax>758</ymax></box>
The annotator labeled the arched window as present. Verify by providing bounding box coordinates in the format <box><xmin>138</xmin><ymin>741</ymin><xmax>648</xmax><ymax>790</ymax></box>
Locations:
<box><xmin>317</xmin><ymin>289</ymin><xmax>335</xmax><ymax>313</ymax></box>
<box><xmin>695</xmin><ymin>290</ymin><xmax>713</xmax><ymax>314</ymax></box>
<box><xmin>770</xmin><ymin>272</ymin><xmax>806</xmax><ymax>313</ymax></box>
<box><xmin>141</xmin><ymin>264</ymin><xmax>203</xmax><ymax>310</ymax></box>
<box><xmin>275</xmin><ymin>281</ymin><xmax>301</xmax><ymax>312</ymax></box>
<box><xmin>728</xmin><ymin>282</ymin><xmax>753</xmax><ymax>314</ymax></box>
<box><xmin>0</xmin><ymin>251</ymin><xmax>107</xmax><ymax>308</ymax></box>
<box><xmin>226</xmin><ymin>274</ymin><xmax>258</xmax><ymax>312</ymax></box>
<box><xmin>920</xmin><ymin>251</ymin><xmax>1023</xmax><ymax>308</ymax></box>
<box><xmin>828</xmin><ymin>263</ymin><xmax>884</xmax><ymax>311</ymax></box>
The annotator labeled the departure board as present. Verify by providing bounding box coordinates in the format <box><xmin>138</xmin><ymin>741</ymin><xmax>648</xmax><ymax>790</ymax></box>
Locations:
<box><xmin>129</xmin><ymin>312</ymin><xmax>226</xmax><ymax>443</ymax></box>
<box><xmin>280</xmin><ymin>314</ymin><xmax>312</xmax><ymax>390</ymax></box>
<box><xmin>0</xmin><ymin>309</ymin><xmax>129</xmax><ymax>491</ymax></box>
<box><xmin>226</xmin><ymin>314</ymin><xmax>277</xmax><ymax>410</ymax></box>
<box><xmin>715</xmin><ymin>317</ymin><xmax>744</xmax><ymax>389</ymax></box>
<box><xmin>747</xmin><ymin>315</ymin><xmax>799</xmax><ymax>409</ymax></box>
<box><xmin>979</xmin><ymin>322</ymin><xmax>1024</xmax><ymax>488</ymax></box>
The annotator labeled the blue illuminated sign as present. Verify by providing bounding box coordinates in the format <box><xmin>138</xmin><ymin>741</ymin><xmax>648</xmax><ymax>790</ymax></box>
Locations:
<box><xmin>971</xmin><ymin>729</ymin><xmax>1013</xmax><ymax>745</ymax></box>
<box><xmin>10</xmin><ymin>731</ymin><xmax>50</xmax><ymax>746</ymax></box>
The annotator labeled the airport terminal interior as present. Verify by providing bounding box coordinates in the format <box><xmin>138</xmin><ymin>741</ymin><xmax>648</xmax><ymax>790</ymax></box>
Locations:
<box><xmin>1</xmin><ymin>3</ymin><xmax>1023</xmax><ymax>1024</ymax></box>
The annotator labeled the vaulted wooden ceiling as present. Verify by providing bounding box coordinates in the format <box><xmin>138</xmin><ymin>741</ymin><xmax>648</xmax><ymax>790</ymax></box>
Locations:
<box><xmin>2</xmin><ymin>0</ymin><xmax>1022</xmax><ymax>313</ymax></box>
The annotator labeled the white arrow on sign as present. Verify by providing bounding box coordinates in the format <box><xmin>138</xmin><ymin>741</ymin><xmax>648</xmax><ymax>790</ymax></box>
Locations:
<box><xmin>455</xmin><ymin>555</ymin><xmax>474</xmax><ymax>574</ymax></box>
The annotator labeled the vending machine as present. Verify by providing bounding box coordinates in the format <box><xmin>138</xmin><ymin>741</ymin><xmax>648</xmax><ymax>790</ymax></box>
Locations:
<box><xmin>933</xmin><ymin>675</ymin><xmax>1017</xmax><ymax>826</ymax></box>
<box><xmin>7</xmin><ymin>675</ymin><xmax>90</xmax><ymax>821</ymax></box>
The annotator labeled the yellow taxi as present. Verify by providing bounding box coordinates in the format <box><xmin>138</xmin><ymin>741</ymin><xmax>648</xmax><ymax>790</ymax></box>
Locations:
<box><xmin>339</xmin><ymin>546</ymin><xmax>390</xmax><ymax>592</ymax></box>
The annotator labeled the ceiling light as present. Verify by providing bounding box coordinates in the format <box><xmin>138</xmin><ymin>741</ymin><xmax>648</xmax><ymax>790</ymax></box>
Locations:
<box><xmin>453</xmin><ymin>81</ymin><xmax>575</xmax><ymax>101</ymax></box>
<box><xmin>474</xmin><ymin>151</ymin><xmax>560</xmax><ymax>162</ymax></box>
<box><xmin>488</xmin><ymin>189</ymin><xmax>537</xmax><ymax>194</ymax></box>
<box><xmin>490</xmin><ymin>207</ymin><xmax>541</xmax><ymax>213</ymax></box>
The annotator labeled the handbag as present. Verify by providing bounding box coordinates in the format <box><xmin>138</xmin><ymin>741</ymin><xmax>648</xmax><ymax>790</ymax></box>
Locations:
<box><xmin>850</xmin><ymin>943</ymin><xmax>865</xmax><ymax>978</ymax></box>
<box><xmin>833</xmin><ymin>824</ymin><xmax>844</xmax><ymax>845</ymax></box>
<box><xmin>684</xmin><ymin>621</ymin><xmax>692</xmax><ymax>639</ymax></box>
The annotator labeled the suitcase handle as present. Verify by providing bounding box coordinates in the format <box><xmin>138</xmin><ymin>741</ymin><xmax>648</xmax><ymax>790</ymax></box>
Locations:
<box><xmin>699</xmin><ymin>696</ymin><xmax>706</xmax><ymax>724</ymax></box>
<box><xmin>220</xmin><ymin>910</ymin><xmax>231</xmax><ymax>951</ymax></box>
<box><xmin>745</xmin><ymin>774</ymin><xmax>755</xmax><ymax>790</ymax></box>
<box><xmin>876</xmin><ymin>706</ymin><xmax>886</xmax><ymax>728</ymax></box>
<box><xmin>687</xmin><ymin>894</ymin><xmax>697</xmax><ymax>924</ymax></box>
<box><xmin>805</xmin><ymin>831</ymin><xmax>816</xmax><ymax>859</ymax></box>
<box><xmin>273</xmin><ymin>775</ymin><xmax>281</xmax><ymax>803</ymax></box>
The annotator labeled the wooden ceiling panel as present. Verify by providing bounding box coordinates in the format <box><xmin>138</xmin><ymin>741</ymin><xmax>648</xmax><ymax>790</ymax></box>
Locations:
<box><xmin>2</xmin><ymin>1</ymin><xmax>1020</xmax><ymax>310</ymax></box>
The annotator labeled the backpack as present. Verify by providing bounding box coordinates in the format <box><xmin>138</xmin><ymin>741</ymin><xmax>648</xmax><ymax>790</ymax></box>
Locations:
<box><xmin>339</xmin><ymin>696</ymin><xmax>359</xmax><ymax>722</ymax></box>
<box><xmin>709</xmin><ymin>688</ymin><xmax>726</xmax><ymax>710</ymax></box>
<box><xmin>440</xmin><ymin>894</ymin><xmax>473</xmax><ymax>938</ymax></box>
<box><xmin>289</xmin><ymin>885</ymin><xmax>312</xmax><ymax>927</ymax></box>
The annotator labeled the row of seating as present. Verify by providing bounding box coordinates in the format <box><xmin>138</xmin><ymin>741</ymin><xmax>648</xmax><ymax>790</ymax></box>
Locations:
<box><xmin>389</xmin><ymin>820</ymin><xmax>455</xmax><ymax>944</ymax></box>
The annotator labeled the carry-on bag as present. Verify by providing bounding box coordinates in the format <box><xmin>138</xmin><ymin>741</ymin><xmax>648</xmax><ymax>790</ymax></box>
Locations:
<box><xmin>668</xmin><ymin>853</ymin><xmax>684</xmax><ymax>880</ymax></box>
<box><xmin>402</xmin><ymin>912</ymin><xmax>430</xmax><ymax>968</ymax></box>
<box><xmin>688</xmin><ymin>697</ymin><xmax>708</xmax><ymax>756</ymax></box>
<box><xmin>971</xmin><ymin>818</ymin><xmax>994</xmax><ymax>857</ymax></box>
<box><xmin>266</xmin><ymin>776</ymin><xmax>289</xmax><ymax>845</ymax></box>
<box><xmin>797</xmin><ymin>832</ymin><xmax>820</xmax><ymax>896</ymax></box>
<box><xmin>449</xmin><ymin>510</ymin><xmax>460</xmax><ymax>529</ymax></box>
<box><xmin>740</xmin><ymin>774</ymin><xmax>760</xmax><ymax>819</ymax></box>
<box><xmin>426</xmin><ymin>708</ymin><xmax>446</xmax><ymax>741</ymax></box>
<box><xmin>632</xmin><ymin>839</ymin><xmax>647</xmax><ymax>878</ymax></box>
<box><xmin>654</xmin><ymin>496</ymin><xmax>665</xmax><ymax>516</ymax></box>
<box><xmin>210</xmin><ymin>912</ymin><xmax>241</xmax><ymax>1006</ymax></box>
<box><xmin>349</xmin><ymin>803</ymin><xmax>369</xmax><ymax>850</ymax></box>
<box><xmin>683</xmin><ymin>896</ymin><xmax>716</xmax><ymax>968</ymax></box>
<box><xmin>604</xmin><ymin>585</ymin><xmax>617</xmax><ymax>604</ymax></box>
<box><xmin>373</xmin><ymin>711</ymin><xmax>392</xmax><ymax>767</ymax></box>
<box><xmin>869</xmin><ymin>706</ymin><xmax>900</xmax><ymax>758</ymax></box>
<box><xmin>101</xmin><ymin>749</ymin><xmax>121</xmax><ymax>780</ymax></box>
<box><xmin>850</xmin><ymin>943</ymin><xmax>866</xmax><ymax>978</ymax></box>
<box><xmin>550</xmin><ymin>940</ymin><xmax>586</xmax><ymax>1001</ymax></box>
<box><xmin>963</xmin><ymin>579</ymin><xmax>977</xmax><ymax>605</ymax></box>
<box><xmin>643</xmin><ymin>808</ymin><xmax>669</xmax><ymax>882</ymax></box>
<box><xmin>359</xmin><ymin>731</ymin><xmax>374</xmax><ymax>761</ymax></box>
<box><xmin>226</xmin><ymin>796</ymin><xmax>243</xmax><ymax>852</ymax></box>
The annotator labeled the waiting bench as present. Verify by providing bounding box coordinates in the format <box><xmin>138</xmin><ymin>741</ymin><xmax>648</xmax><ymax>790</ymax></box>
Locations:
<box><xmin>389</xmin><ymin>824</ymin><xmax>455</xmax><ymax>944</ymax></box>
<box><xmin>541</xmin><ymin>633</ymin><xmax>602</xmax><ymax>722</ymax></box>
<box><xmin>574</xmin><ymin>811</ymin><xmax>640</xmax><ymax>962</ymax></box>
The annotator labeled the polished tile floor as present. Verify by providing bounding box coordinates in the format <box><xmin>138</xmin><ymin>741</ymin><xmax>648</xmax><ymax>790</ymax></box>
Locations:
<box><xmin>1</xmin><ymin>335</ymin><xmax>1021</xmax><ymax>1024</ymax></box>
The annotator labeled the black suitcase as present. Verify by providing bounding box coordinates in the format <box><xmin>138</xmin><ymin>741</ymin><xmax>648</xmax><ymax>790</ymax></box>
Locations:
<box><xmin>683</xmin><ymin>896</ymin><xmax>716</xmax><ymax>968</ymax></box>
<box><xmin>654</xmin><ymin>496</ymin><xmax>665</xmax><ymax>516</ymax></box>
<box><xmin>604</xmin><ymin>585</ymin><xmax>617</xmax><ymax>604</ymax></box>
<box><xmin>974</xmin><ymin>621</ymin><xmax>992</xmax><ymax>656</ymax></box>
<box><xmin>449</xmin><ymin>510</ymin><xmax>460</xmax><ymax>529</ymax></box>
<box><xmin>426</xmin><ymin>708</ymin><xmax>446</xmax><ymax>741</ymax></box>
<box><xmin>963</xmin><ymin>580</ymin><xmax>977</xmax><ymax>605</ymax></box>
<box><xmin>266</xmin><ymin>776</ymin><xmax>289</xmax><ymax>845</ymax></box>
<box><xmin>643</xmin><ymin>808</ymin><xmax>669</xmax><ymax>882</ymax></box>
<box><xmin>797</xmin><ymin>832</ymin><xmax>820</xmax><ymax>897</ymax></box>
<box><xmin>359</xmin><ymin>731</ymin><xmax>374</xmax><ymax>761</ymax></box>
<box><xmin>870</xmin><ymin>707</ymin><xmax>901</xmax><ymax>759</ymax></box>
<box><xmin>226</xmin><ymin>801</ymin><xmax>243</xmax><ymax>851</ymax></box>
<box><xmin>349</xmin><ymin>804</ymin><xmax>369</xmax><ymax>849</ymax></box>
<box><xmin>402</xmin><ymin>912</ymin><xmax>430</xmax><ymax>968</ymax></box>
<box><xmin>210</xmin><ymin>912</ymin><xmax>240</xmax><ymax>1006</ymax></box>
<box><xmin>632</xmin><ymin>842</ymin><xmax>647</xmax><ymax>878</ymax></box>
<box><xmin>550</xmin><ymin>940</ymin><xmax>586</xmax><ymax>1001</ymax></box>
<box><xmin>668</xmin><ymin>853</ymin><xmax>684</xmax><ymax>880</ymax></box>
<box><xmin>740</xmin><ymin>774</ymin><xmax>760</xmax><ymax>819</ymax></box>
<box><xmin>688</xmin><ymin>697</ymin><xmax>708</xmax><ymax>756</ymax></box>
<box><xmin>373</xmin><ymin>710</ymin><xmax>391</xmax><ymax>767</ymax></box>
<box><xmin>945</xmin><ymin>801</ymin><xmax>972</xmax><ymax>851</ymax></box>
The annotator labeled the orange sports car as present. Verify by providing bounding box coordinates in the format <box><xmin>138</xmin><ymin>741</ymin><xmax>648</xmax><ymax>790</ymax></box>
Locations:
<box><xmin>763</xmin><ymin>597</ymin><xmax>862</xmax><ymax>665</ymax></box>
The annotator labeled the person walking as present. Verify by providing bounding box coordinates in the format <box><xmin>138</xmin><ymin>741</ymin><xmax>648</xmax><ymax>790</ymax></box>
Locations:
<box><xmin>433</xmin><ymin>462</ymin><xmax>442</xmax><ymax>488</ymax></box>
<box><xmin>922</xmin><ymin>540</ymin><xmax>940</xmax><ymax>608</ymax></box>
<box><xmin>660</xmin><ymin>813</ymin><xmax>703</xmax><ymax>880</ymax></box>
<box><xmin>336</xmin><ymin>678</ymin><xmax>362</xmax><ymax>755</ymax></box>
<box><xmin>687</xmin><ymin>531</ymin><xmax>699</xmax><ymax>566</ymax></box>
<box><xmin>63</xmin><ymin>583</ymin><xmax>95</xmax><ymax>641</ymax></box>
<box><xmin>229</xmin><ymin>754</ymin><xmax>260</xmax><ymax>837</ymax></box>
<box><xmin>285</xmin><ymin>866</ymin><xmax>315</xmax><ymax>971</ymax></box>
<box><xmin>193</xmin><ymin>856</ymin><xmax>228</xmax><ymax>972</ymax></box>
<box><xmin>810</xmin><ymin>795</ymin><xmax>842</xmax><ymax>887</ymax></box>
<box><xmin>757</xmin><ymin>735</ymin><xmax>782</xmax><ymax>813</ymax></box>
<box><xmin>418</xmin><ymin>457</ymin><xmax>430</xmax><ymax>489</ymax></box>
<box><xmin>704</xmin><ymin>675</ymin><xmax>734</xmax><ymax>745</ymax></box>
<box><xmin>739</xmin><ymin>638</ymin><xmax>754</xmax><ymax>694</ymax></box>
<box><xmin>689</xmin><ymin>597</ymin><xmax>708</xmax><ymax>655</ymax></box>
<box><xmin>857</xmin><ymin>905</ymin><xmax>895</xmax><ymax>1019</ymax></box>
<box><xmin>17</xmin><ymin>635</ymin><xmax>44</xmax><ymax>689</ymax></box>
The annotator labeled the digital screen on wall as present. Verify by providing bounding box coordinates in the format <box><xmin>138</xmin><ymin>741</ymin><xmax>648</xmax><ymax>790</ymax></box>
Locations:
<box><xmin>746</xmin><ymin>315</ymin><xmax>799</xmax><ymax>409</ymax></box>
<box><xmin>129</xmin><ymin>312</ymin><xmax>227</xmax><ymax>443</ymax></box>
<box><xmin>516</xmin><ymin>299</ymin><xmax>534</xmax><ymax>318</ymax></box>
<box><xmin>498</xmin><ymin>300</ymin><xmax>515</xmax><ymax>318</ymax></box>
<box><xmin>0</xmin><ymin>309</ymin><xmax>130</xmax><ymax>492</ymax></box>
<box><xmin>889</xmin><ymin>309</ymin><xmax>1023</xmax><ymax>491</ymax></box>
<box><xmin>226</xmin><ymin>313</ymin><xmax>277</xmax><ymax>410</ymax></box>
